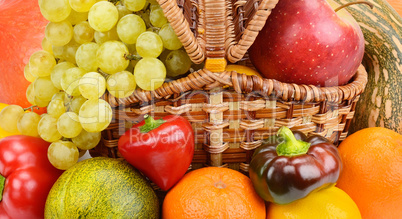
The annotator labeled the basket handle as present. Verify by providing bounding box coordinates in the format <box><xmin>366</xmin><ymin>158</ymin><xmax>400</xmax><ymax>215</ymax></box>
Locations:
<box><xmin>226</xmin><ymin>0</ymin><xmax>279</xmax><ymax>63</ymax></box>
<box><xmin>157</xmin><ymin>0</ymin><xmax>205</xmax><ymax>64</ymax></box>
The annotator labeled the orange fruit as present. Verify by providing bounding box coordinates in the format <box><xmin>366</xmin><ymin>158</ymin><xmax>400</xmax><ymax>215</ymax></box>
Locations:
<box><xmin>267</xmin><ymin>186</ymin><xmax>361</xmax><ymax>218</ymax></box>
<box><xmin>162</xmin><ymin>167</ymin><xmax>266</xmax><ymax>219</ymax></box>
<box><xmin>225</xmin><ymin>64</ymin><xmax>263</xmax><ymax>77</ymax></box>
<box><xmin>336</xmin><ymin>127</ymin><xmax>402</xmax><ymax>219</ymax></box>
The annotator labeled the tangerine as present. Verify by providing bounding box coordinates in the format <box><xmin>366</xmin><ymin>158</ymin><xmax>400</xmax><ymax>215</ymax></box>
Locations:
<box><xmin>225</xmin><ymin>64</ymin><xmax>262</xmax><ymax>77</ymax></box>
<box><xmin>162</xmin><ymin>167</ymin><xmax>266</xmax><ymax>219</ymax></box>
<box><xmin>336</xmin><ymin>127</ymin><xmax>402</xmax><ymax>219</ymax></box>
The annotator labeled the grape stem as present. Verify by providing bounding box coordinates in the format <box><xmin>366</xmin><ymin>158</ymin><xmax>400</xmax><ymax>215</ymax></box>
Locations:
<box><xmin>108</xmin><ymin>0</ymin><xmax>120</xmax><ymax>5</ymax></box>
<box><xmin>23</xmin><ymin>105</ymin><xmax>39</xmax><ymax>112</ymax></box>
<box><xmin>124</xmin><ymin>54</ymin><xmax>142</xmax><ymax>61</ymax></box>
<box><xmin>148</xmin><ymin>26</ymin><xmax>161</xmax><ymax>32</ymax></box>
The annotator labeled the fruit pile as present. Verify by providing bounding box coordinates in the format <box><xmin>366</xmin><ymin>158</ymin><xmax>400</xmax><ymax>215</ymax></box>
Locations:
<box><xmin>0</xmin><ymin>0</ymin><xmax>196</xmax><ymax>171</ymax></box>
<box><xmin>0</xmin><ymin>0</ymin><xmax>401</xmax><ymax>219</ymax></box>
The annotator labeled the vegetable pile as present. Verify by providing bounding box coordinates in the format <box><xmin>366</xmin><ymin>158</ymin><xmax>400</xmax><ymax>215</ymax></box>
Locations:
<box><xmin>0</xmin><ymin>0</ymin><xmax>401</xmax><ymax>218</ymax></box>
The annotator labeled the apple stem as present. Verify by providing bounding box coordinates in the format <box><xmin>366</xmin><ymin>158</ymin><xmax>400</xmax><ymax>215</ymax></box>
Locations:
<box><xmin>335</xmin><ymin>1</ymin><xmax>374</xmax><ymax>12</ymax></box>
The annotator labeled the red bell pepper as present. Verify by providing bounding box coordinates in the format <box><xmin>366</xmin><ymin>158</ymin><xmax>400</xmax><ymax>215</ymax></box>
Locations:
<box><xmin>0</xmin><ymin>135</ymin><xmax>63</xmax><ymax>219</ymax></box>
<box><xmin>118</xmin><ymin>115</ymin><xmax>194</xmax><ymax>191</ymax></box>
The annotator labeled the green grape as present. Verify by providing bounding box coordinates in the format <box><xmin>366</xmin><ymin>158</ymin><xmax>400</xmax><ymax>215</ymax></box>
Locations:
<box><xmin>147</xmin><ymin>0</ymin><xmax>159</xmax><ymax>5</ymax></box>
<box><xmin>136</xmin><ymin>31</ymin><xmax>163</xmax><ymax>58</ymax></box>
<box><xmin>150</xmin><ymin>6</ymin><xmax>168</xmax><ymax>28</ymax></box>
<box><xmin>69</xmin><ymin>0</ymin><xmax>96</xmax><ymax>12</ymax></box>
<box><xmin>134</xmin><ymin>57</ymin><xmax>166</xmax><ymax>90</ymax></box>
<box><xmin>124</xmin><ymin>0</ymin><xmax>146</xmax><ymax>12</ymax></box>
<box><xmin>78</xmin><ymin>99</ymin><xmax>112</xmax><ymax>132</ymax></box>
<box><xmin>38</xmin><ymin>114</ymin><xmax>63</xmax><ymax>142</ymax></box>
<box><xmin>159</xmin><ymin>23</ymin><xmax>182</xmax><ymax>50</ymax></box>
<box><xmin>39</xmin><ymin>0</ymin><xmax>71</xmax><ymax>22</ymax></box>
<box><xmin>158</xmin><ymin>48</ymin><xmax>171</xmax><ymax>62</ymax></box>
<box><xmin>57</xmin><ymin>112</ymin><xmax>82</xmax><ymax>138</ymax></box>
<box><xmin>34</xmin><ymin>96</ymin><xmax>51</xmax><ymax>107</ymax></box>
<box><xmin>141</xmin><ymin>1</ymin><xmax>150</xmax><ymax>10</ymax></box>
<box><xmin>47</xmin><ymin>140</ymin><xmax>79</xmax><ymax>170</ymax></box>
<box><xmin>33</xmin><ymin>77</ymin><xmax>60</xmax><ymax>101</ymax></box>
<box><xmin>94</xmin><ymin>26</ymin><xmax>119</xmax><ymax>44</ymax></box>
<box><xmin>24</xmin><ymin>63</ymin><xmax>36</xmax><ymax>82</ymax></box>
<box><xmin>96</xmin><ymin>41</ymin><xmax>129</xmax><ymax>74</ymax></box>
<box><xmin>126</xmin><ymin>44</ymin><xmax>142</xmax><ymax>69</ymax></box>
<box><xmin>125</xmin><ymin>43</ymin><xmax>137</xmax><ymax>54</ymax></box>
<box><xmin>72</xmin><ymin>129</ymin><xmax>101</xmax><ymax>150</ymax></box>
<box><xmin>0</xmin><ymin>105</ymin><xmax>25</xmax><ymax>133</ymax></box>
<box><xmin>117</xmin><ymin>14</ymin><xmax>146</xmax><ymax>44</ymax></box>
<box><xmin>106</xmin><ymin>70</ymin><xmax>136</xmax><ymax>98</ymax></box>
<box><xmin>52</xmin><ymin>92</ymin><xmax>65</xmax><ymax>101</ymax></box>
<box><xmin>62</xmin><ymin>39</ymin><xmax>80</xmax><ymax>64</ymax></box>
<box><xmin>116</xmin><ymin>4</ymin><xmax>132</xmax><ymax>19</ymax></box>
<box><xmin>131</xmin><ymin>59</ymin><xmax>140</xmax><ymax>69</ymax></box>
<box><xmin>61</xmin><ymin>67</ymin><xmax>87</xmax><ymax>96</ymax></box>
<box><xmin>75</xmin><ymin>43</ymin><xmax>99</xmax><ymax>72</ymax></box>
<box><xmin>29</xmin><ymin>50</ymin><xmax>56</xmax><ymax>78</ymax></box>
<box><xmin>73</xmin><ymin>21</ymin><xmax>95</xmax><ymax>44</ymax></box>
<box><xmin>79</xmin><ymin>72</ymin><xmax>106</xmax><ymax>99</ymax></box>
<box><xmin>191</xmin><ymin>61</ymin><xmax>205</xmax><ymax>72</ymax></box>
<box><xmin>138</xmin><ymin>10</ymin><xmax>151</xmax><ymax>28</ymax></box>
<box><xmin>41</xmin><ymin>37</ymin><xmax>53</xmax><ymax>55</ymax></box>
<box><xmin>164</xmin><ymin>49</ymin><xmax>192</xmax><ymax>77</ymax></box>
<box><xmin>17</xmin><ymin>112</ymin><xmax>41</xmax><ymax>137</ymax></box>
<box><xmin>45</xmin><ymin>21</ymin><xmax>74</xmax><ymax>47</ymax></box>
<box><xmin>146</xmin><ymin>26</ymin><xmax>159</xmax><ymax>34</ymax></box>
<box><xmin>52</xmin><ymin>91</ymin><xmax>70</xmax><ymax>103</ymax></box>
<box><xmin>125</xmin><ymin>62</ymin><xmax>134</xmax><ymax>72</ymax></box>
<box><xmin>52</xmin><ymin>45</ymin><xmax>65</xmax><ymax>60</ymax></box>
<box><xmin>66</xmin><ymin>9</ymin><xmax>88</xmax><ymax>25</ymax></box>
<box><xmin>47</xmin><ymin>99</ymin><xmax>66</xmax><ymax>118</ymax></box>
<box><xmin>88</xmin><ymin>1</ymin><xmax>119</xmax><ymax>32</ymax></box>
<box><xmin>51</xmin><ymin>61</ymin><xmax>76</xmax><ymax>90</ymax></box>
<box><xmin>26</xmin><ymin>83</ymin><xmax>36</xmax><ymax>105</ymax></box>
<box><xmin>70</xmin><ymin>95</ymin><xmax>87</xmax><ymax>114</ymax></box>
<box><xmin>150</xmin><ymin>4</ymin><xmax>160</xmax><ymax>10</ymax></box>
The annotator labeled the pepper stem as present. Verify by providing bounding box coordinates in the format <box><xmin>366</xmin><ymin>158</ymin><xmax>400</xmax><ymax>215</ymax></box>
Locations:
<box><xmin>139</xmin><ymin>114</ymin><xmax>166</xmax><ymax>133</ymax></box>
<box><xmin>0</xmin><ymin>174</ymin><xmax>5</xmax><ymax>202</ymax></box>
<box><xmin>276</xmin><ymin>127</ymin><xmax>311</xmax><ymax>156</ymax></box>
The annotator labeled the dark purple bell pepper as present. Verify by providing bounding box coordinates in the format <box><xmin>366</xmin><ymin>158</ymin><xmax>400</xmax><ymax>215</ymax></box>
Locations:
<box><xmin>249</xmin><ymin>126</ymin><xmax>342</xmax><ymax>204</ymax></box>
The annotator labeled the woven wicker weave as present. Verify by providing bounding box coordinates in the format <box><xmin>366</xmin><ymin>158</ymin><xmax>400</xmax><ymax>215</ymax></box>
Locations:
<box><xmin>91</xmin><ymin>0</ymin><xmax>368</xmax><ymax>173</ymax></box>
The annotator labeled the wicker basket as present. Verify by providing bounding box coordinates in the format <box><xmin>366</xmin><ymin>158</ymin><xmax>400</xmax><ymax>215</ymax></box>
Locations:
<box><xmin>90</xmin><ymin>0</ymin><xmax>368</xmax><ymax>174</ymax></box>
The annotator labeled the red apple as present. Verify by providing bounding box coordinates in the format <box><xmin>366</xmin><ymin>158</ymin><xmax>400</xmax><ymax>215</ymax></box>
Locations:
<box><xmin>248</xmin><ymin>0</ymin><xmax>365</xmax><ymax>87</ymax></box>
<box><xmin>0</xmin><ymin>0</ymin><xmax>48</xmax><ymax>112</ymax></box>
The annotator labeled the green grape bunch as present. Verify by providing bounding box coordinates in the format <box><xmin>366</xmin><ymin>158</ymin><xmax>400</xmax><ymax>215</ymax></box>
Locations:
<box><xmin>16</xmin><ymin>0</ymin><xmax>199</xmax><ymax>170</ymax></box>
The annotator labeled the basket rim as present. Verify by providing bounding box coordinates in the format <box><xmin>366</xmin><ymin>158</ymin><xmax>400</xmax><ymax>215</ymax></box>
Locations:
<box><xmin>103</xmin><ymin>64</ymin><xmax>368</xmax><ymax>107</ymax></box>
